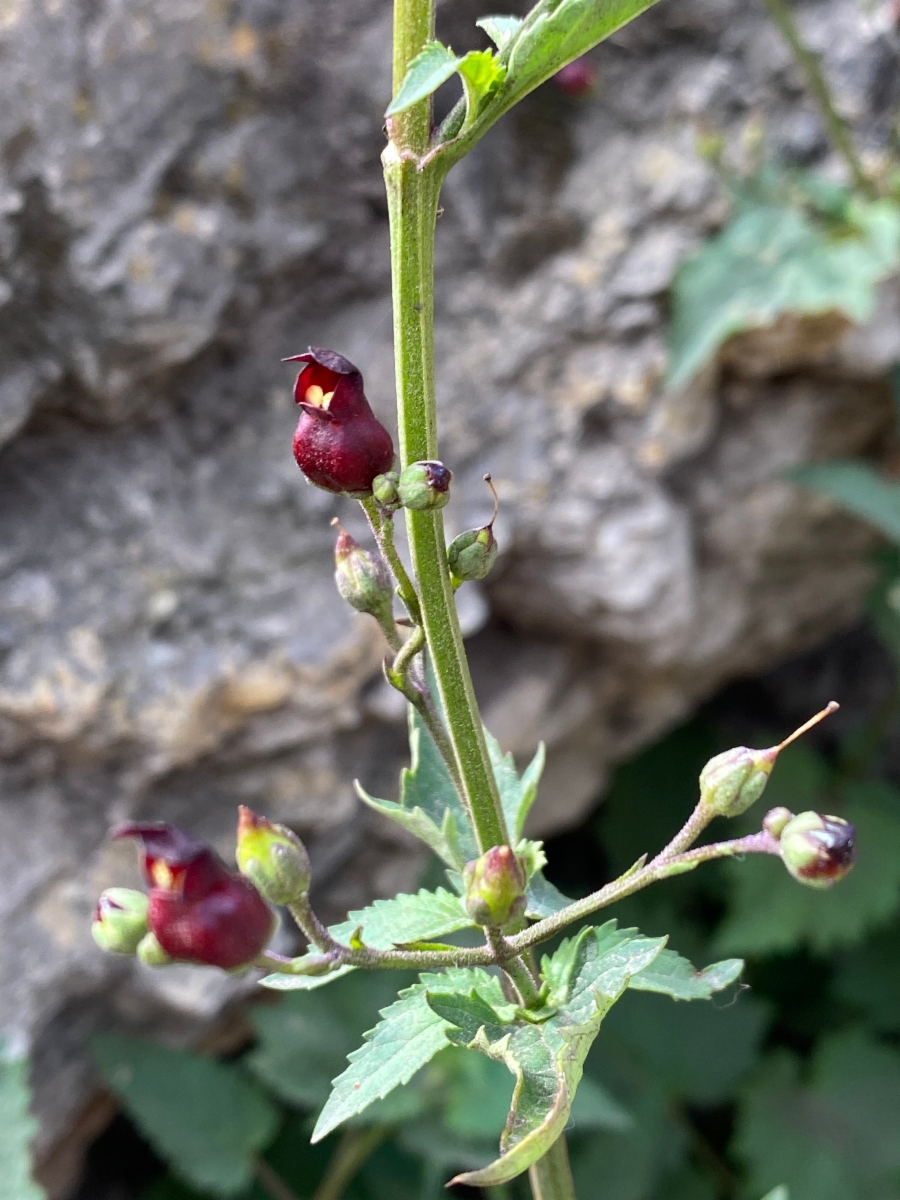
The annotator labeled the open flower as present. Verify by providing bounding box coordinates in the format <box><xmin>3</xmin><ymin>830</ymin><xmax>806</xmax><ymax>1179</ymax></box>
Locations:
<box><xmin>113</xmin><ymin>822</ymin><xmax>275</xmax><ymax>969</ymax></box>
<box><xmin>287</xmin><ymin>348</ymin><xmax>395</xmax><ymax>495</ymax></box>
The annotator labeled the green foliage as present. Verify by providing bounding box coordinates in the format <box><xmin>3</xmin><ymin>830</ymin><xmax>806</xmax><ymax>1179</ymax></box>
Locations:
<box><xmin>94</xmin><ymin>1036</ymin><xmax>278</xmax><ymax>1195</ymax></box>
<box><xmin>736</xmin><ymin>1032</ymin><xmax>900</xmax><ymax>1200</ymax></box>
<box><xmin>0</xmin><ymin>1048</ymin><xmax>43</xmax><ymax>1200</ymax></box>
<box><xmin>668</xmin><ymin>180</ymin><xmax>900</xmax><ymax>388</ymax></box>
<box><xmin>628</xmin><ymin>947</ymin><xmax>743</xmax><ymax>999</ymax></box>
<box><xmin>793</xmin><ymin>461</ymin><xmax>900</xmax><ymax>545</ymax></box>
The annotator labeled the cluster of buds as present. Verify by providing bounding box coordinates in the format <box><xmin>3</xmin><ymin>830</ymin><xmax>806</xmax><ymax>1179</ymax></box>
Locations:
<box><xmin>764</xmin><ymin>807</ymin><xmax>857</xmax><ymax>888</ymax></box>
<box><xmin>92</xmin><ymin>809</ymin><xmax>311</xmax><ymax>971</ymax></box>
<box><xmin>463</xmin><ymin>845</ymin><xmax>527</xmax><ymax>928</ymax></box>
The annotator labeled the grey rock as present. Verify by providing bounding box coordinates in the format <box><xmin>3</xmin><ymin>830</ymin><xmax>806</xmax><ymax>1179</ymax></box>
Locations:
<box><xmin>0</xmin><ymin>0</ymin><xmax>897</xmax><ymax>1187</ymax></box>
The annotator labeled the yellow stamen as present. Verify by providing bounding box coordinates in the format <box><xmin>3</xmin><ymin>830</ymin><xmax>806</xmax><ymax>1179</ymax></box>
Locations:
<box><xmin>151</xmin><ymin>861</ymin><xmax>175</xmax><ymax>890</ymax></box>
<box><xmin>305</xmin><ymin>384</ymin><xmax>325</xmax><ymax>406</ymax></box>
<box><xmin>322</xmin><ymin>389</ymin><xmax>335</xmax><ymax>408</ymax></box>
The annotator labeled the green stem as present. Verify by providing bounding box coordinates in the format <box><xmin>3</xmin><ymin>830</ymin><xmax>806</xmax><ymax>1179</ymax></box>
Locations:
<box><xmin>311</xmin><ymin>1127</ymin><xmax>388</xmax><ymax>1200</ymax></box>
<box><xmin>360</xmin><ymin>497</ymin><xmax>422</xmax><ymax>624</ymax></box>
<box><xmin>254</xmin><ymin>1158</ymin><xmax>301</xmax><ymax>1200</ymax></box>
<box><xmin>759</xmin><ymin>0</ymin><xmax>875</xmax><ymax>196</ymax></box>
<box><xmin>384</xmin><ymin>2</ymin><xmax>508</xmax><ymax>855</ymax></box>
<box><xmin>527</xmin><ymin>1136</ymin><xmax>577</xmax><ymax>1200</ymax></box>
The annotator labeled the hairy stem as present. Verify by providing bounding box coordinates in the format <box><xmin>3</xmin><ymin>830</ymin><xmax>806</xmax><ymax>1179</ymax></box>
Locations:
<box><xmin>384</xmin><ymin>0</ymin><xmax>508</xmax><ymax>854</ymax></box>
<box><xmin>760</xmin><ymin>0</ymin><xmax>874</xmax><ymax>195</ymax></box>
<box><xmin>360</xmin><ymin>497</ymin><xmax>422</xmax><ymax>624</ymax></box>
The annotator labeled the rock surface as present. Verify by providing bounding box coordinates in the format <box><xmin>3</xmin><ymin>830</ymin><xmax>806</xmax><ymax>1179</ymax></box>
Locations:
<box><xmin>1</xmin><ymin>0</ymin><xmax>899</xmax><ymax>1186</ymax></box>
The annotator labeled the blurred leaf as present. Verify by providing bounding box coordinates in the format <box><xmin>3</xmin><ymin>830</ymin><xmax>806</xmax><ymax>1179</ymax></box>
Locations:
<box><xmin>629</xmin><ymin>949</ymin><xmax>743</xmax><ymax>1000</ymax></box>
<box><xmin>386</xmin><ymin>42</ymin><xmax>464</xmax><ymax>116</ymax></box>
<box><xmin>0</xmin><ymin>1047</ymin><xmax>43</xmax><ymax>1200</ymax></box>
<box><xmin>603</xmin><ymin>989</ymin><xmax>770</xmax><ymax>1106</ymax></box>
<box><xmin>488</xmin><ymin>733</ymin><xmax>545</xmax><ymax>841</ymax></box>
<box><xmin>652</xmin><ymin>1166</ymin><xmax>718</xmax><ymax>1200</ymax></box>
<box><xmin>259</xmin><ymin>888</ymin><xmax>473</xmax><ymax>992</ymax></box>
<box><xmin>476</xmin><ymin>15</ymin><xmax>523</xmax><ymax>51</ymax></box>
<box><xmin>715</xmin><ymin>780</ymin><xmax>900</xmax><ymax>955</ymax></box>
<box><xmin>437</xmin><ymin>924</ymin><xmax>664</xmax><ymax>1187</ymax></box>
<box><xmin>94</xmin><ymin>1036</ymin><xmax>278</xmax><ymax>1196</ymax></box>
<box><xmin>832</xmin><ymin>921</ymin><xmax>900</xmax><ymax>1031</ymax></box>
<box><xmin>312</xmin><ymin>969</ymin><xmax>505</xmax><ymax>1142</ymax></box>
<box><xmin>247</xmin><ymin>971</ymin><xmax>414</xmax><ymax>1108</ymax></box>
<box><xmin>793</xmin><ymin>461</ymin><xmax>900</xmax><ymax>545</ymax></box>
<box><xmin>736</xmin><ymin>1031</ymin><xmax>900</xmax><ymax>1200</ymax></box>
<box><xmin>668</xmin><ymin>196</ymin><xmax>900</xmax><ymax>388</ymax></box>
<box><xmin>760</xmin><ymin>1190</ymin><xmax>790</xmax><ymax>1200</ymax></box>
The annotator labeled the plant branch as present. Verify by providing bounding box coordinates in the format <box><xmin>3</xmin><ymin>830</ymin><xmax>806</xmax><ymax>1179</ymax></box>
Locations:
<box><xmin>759</xmin><ymin>0</ymin><xmax>875</xmax><ymax>195</ymax></box>
<box><xmin>254</xmin><ymin>1158</ymin><xmax>301</xmax><ymax>1200</ymax></box>
<box><xmin>311</xmin><ymin>1127</ymin><xmax>389</xmax><ymax>1200</ymax></box>
<box><xmin>361</xmin><ymin>497</ymin><xmax>422</xmax><ymax>624</ymax></box>
<box><xmin>527</xmin><ymin>1136</ymin><xmax>577</xmax><ymax>1200</ymax></box>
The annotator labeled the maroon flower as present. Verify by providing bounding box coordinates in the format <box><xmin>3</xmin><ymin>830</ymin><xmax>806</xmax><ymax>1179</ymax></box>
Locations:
<box><xmin>553</xmin><ymin>58</ymin><xmax>596</xmax><ymax>97</ymax></box>
<box><xmin>113</xmin><ymin>822</ymin><xmax>275</xmax><ymax>969</ymax></box>
<box><xmin>287</xmin><ymin>348</ymin><xmax>395</xmax><ymax>495</ymax></box>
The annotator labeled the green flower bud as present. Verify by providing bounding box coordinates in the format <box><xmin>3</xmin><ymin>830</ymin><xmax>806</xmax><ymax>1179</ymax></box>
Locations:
<box><xmin>333</xmin><ymin>523</ymin><xmax>394</xmax><ymax>632</ymax></box>
<box><xmin>463</xmin><ymin>845</ymin><xmax>527</xmax><ymax>928</ymax></box>
<box><xmin>92</xmin><ymin>888</ymin><xmax>149</xmax><ymax>955</ymax></box>
<box><xmin>699</xmin><ymin>702</ymin><xmax>840</xmax><ymax>819</ymax></box>
<box><xmin>136</xmin><ymin>930</ymin><xmax>173</xmax><ymax>967</ymax></box>
<box><xmin>236</xmin><ymin>806</ymin><xmax>311</xmax><ymax>905</ymax></box>
<box><xmin>779</xmin><ymin>811</ymin><xmax>857</xmax><ymax>889</ymax></box>
<box><xmin>398</xmin><ymin>460</ymin><xmax>452</xmax><ymax>511</ymax></box>
<box><xmin>448</xmin><ymin>473</ymin><xmax>500</xmax><ymax>587</ymax></box>
<box><xmin>699</xmin><ymin>745</ymin><xmax>778</xmax><ymax>818</ymax></box>
<box><xmin>372</xmin><ymin>471</ymin><xmax>401</xmax><ymax>510</ymax></box>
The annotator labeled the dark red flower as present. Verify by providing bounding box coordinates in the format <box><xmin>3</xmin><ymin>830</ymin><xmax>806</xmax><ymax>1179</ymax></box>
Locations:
<box><xmin>113</xmin><ymin>822</ymin><xmax>275</xmax><ymax>969</ymax></box>
<box><xmin>286</xmin><ymin>348</ymin><xmax>395</xmax><ymax>495</ymax></box>
<box><xmin>553</xmin><ymin>58</ymin><xmax>596</xmax><ymax>97</ymax></box>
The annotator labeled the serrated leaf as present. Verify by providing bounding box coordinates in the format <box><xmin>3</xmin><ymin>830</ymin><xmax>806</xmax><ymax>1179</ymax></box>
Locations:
<box><xmin>525</xmin><ymin>869</ymin><xmax>573</xmax><ymax>918</ymax></box>
<box><xmin>93</xmin><ymin>1036</ymin><xmax>278</xmax><ymax>1195</ymax></box>
<box><xmin>386</xmin><ymin>42</ymin><xmax>463</xmax><ymax>117</ymax></box>
<box><xmin>792</xmin><ymin>461</ymin><xmax>900</xmax><ymax>546</ymax></box>
<box><xmin>246</xmin><ymin>971</ymin><xmax>413</xmax><ymax>1108</ymax></box>
<box><xmin>486</xmin><ymin>732</ymin><xmax>545</xmax><ymax>840</ymax></box>
<box><xmin>736</xmin><ymin>1033</ymin><xmax>900</xmax><ymax>1200</ymax></box>
<box><xmin>0</xmin><ymin>1048</ymin><xmax>43</xmax><ymax>1200</ymax></box>
<box><xmin>259</xmin><ymin>888</ymin><xmax>474</xmax><ymax>991</ymax></box>
<box><xmin>476</xmin><ymin>15</ymin><xmax>523</xmax><ymax>51</ymax></box>
<box><xmin>715</xmin><ymin>780</ymin><xmax>900</xmax><ymax>955</ymax></box>
<box><xmin>629</xmin><ymin>949</ymin><xmax>743</xmax><ymax>1000</ymax></box>
<box><xmin>435</xmin><ymin>924</ymin><xmax>664</xmax><ymax>1187</ymax></box>
<box><xmin>668</xmin><ymin>196</ymin><xmax>900</xmax><ymax>388</ymax></box>
<box><xmin>457</xmin><ymin>50</ymin><xmax>506</xmax><ymax>123</ymax></box>
<box><xmin>312</xmin><ymin>969</ymin><xmax>505</xmax><ymax>1142</ymax></box>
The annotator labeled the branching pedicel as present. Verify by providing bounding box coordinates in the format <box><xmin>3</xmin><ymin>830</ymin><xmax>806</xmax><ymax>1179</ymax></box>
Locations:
<box><xmin>92</xmin><ymin>1</ymin><xmax>860</xmax><ymax>1196</ymax></box>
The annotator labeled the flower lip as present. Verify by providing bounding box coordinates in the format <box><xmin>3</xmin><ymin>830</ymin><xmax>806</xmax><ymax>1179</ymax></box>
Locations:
<box><xmin>284</xmin><ymin>347</ymin><xmax>361</xmax><ymax>414</ymax></box>
<box><xmin>112</xmin><ymin>821</ymin><xmax>208</xmax><ymax>867</ymax></box>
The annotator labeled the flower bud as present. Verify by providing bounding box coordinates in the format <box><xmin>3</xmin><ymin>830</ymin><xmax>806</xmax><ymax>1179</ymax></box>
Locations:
<box><xmin>463</xmin><ymin>845</ymin><xmax>527</xmax><ymax>928</ymax></box>
<box><xmin>136</xmin><ymin>931</ymin><xmax>173</xmax><ymax>967</ymax></box>
<box><xmin>763</xmin><ymin>807</ymin><xmax>794</xmax><ymax>838</ymax></box>
<box><xmin>287</xmin><ymin>348</ymin><xmax>395</xmax><ymax>496</ymax></box>
<box><xmin>699</xmin><ymin>745</ymin><xmax>778</xmax><ymax>818</ymax></box>
<box><xmin>333</xmin><ymin>524</ymin><xmax>394</xmax><ymax>630</ymax></box>
<box><xmin>448</xmin><ymin>526</ymin><xmax>498</xmax><ymax>586</ymax></box>
<box><xmin>553</xmin><ymin>57</ymin><xmax>596</xmax><ymax>97</ymax></box>
<box><xmin>372</xmin><ymin>471</ymin><xmax>401</xmax><ymax>510</ymax></box>
<box><xmin>236</xmin><ymin>806</ymin><xmax>311</xmax><ymax>906</ymax></box>
<box><xmin>113</xmin><ymin>822</ymin><xmax>275</xmax><ymax>970</ymax></box>
<box><xmin>398</xmin><ymin>460</ymin><xmax>452</xmax><ymax>511</ymax></box>
<box><xmin>778</xmin><ymin>811</ymin><xmax>857</xmax><ymax>888</ymax></box>
<box><xmin>92</xmin><ymin>888</ymin><xmax>149</xmax><ymax>955</ymax></box>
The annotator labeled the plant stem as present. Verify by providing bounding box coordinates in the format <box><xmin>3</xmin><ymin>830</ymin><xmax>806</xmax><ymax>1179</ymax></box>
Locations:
<box><xmin>360</xmin><ymin>497</ymin><xmax>422</xmax><ymax>624</ymax></box>
<box><xmin>254</xmin><ymin>1157</ymin><xmax>301</xmax><ymax>1200</ymax></box>
<box><xmin>384</xmin><ymin>0</ymin><xmax>508</xmax><ymax>854</ymax></box>
<box><xmin>311</xmin><ymin>1127</ymin><xmax>388</xmax><ymax>1200</ymax></box>
<box><xmin>759</xmin><ymin>0</ymin><xmax>875</xmax><ymax>196</ymax></box>
<box><xmin>527</xmin><ymin>1136</ymin><xmax>577</xmax><ymax>1200</ymax></box>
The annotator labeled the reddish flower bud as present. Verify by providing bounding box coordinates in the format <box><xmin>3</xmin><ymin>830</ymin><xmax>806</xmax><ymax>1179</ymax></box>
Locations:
<box><xmin>287</xmin><ymin>348</ymin><xmax>395</xmax><ymax>495</ymax></box>
<box><xmin>553</xmin><ymin>58</ymin><xmax>596</xmax><ymax>97</ymax></box>
<box><xmin>113</xmin><ymin>822</ymin><xmax>275</xmax><ymax>969</ymax></box>
<box><xmin>333</xmin><ymin>524</ymin><xmax>395</xmax><ymax>630</ymax></box>
<box><xmin>778</xmin><ymin>811</ymin><xmax>857</xmax><ymax>889</ymax></box>
<box><xmin>463</xmin><ymin>845</ymin><xmax>527</xmax><ymax>928</ymax></box>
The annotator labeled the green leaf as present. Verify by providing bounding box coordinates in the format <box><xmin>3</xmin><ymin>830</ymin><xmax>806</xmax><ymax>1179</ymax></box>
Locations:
<box><xmin>832</xmin><ymin>921</ymin><xmax>900</xmax><ymax>1032</ymax></box>
<box><xmin>93</xmin><ymin>1036</ymin><xmax>278</xmax><ymax>1195</ymax></box>
<box><xmin>629</xmin><ymin>949</ymin><xmax>743</xmax><ymax>1000</ymax></box>
<box><xmin>476</xmin><ymin>15</ymin><xmax>523</xmax><ymax>52</ymax></box>
<box><xmin>259</xmin><ymin>887</ymin><xmax>474</xmax><ymax>991</ymax></box>
<box><xmin>385</xmin><ymin>42</ymin><xmax>463</xmax><ymax>117</ymax></box>
<box><xmin>668</xmin><ymin>196</ymin><xmax>900</xmax><ymax>388</ymax></box>
<box><xmin>312</xmin><ymin>968</ymin><xmax>505</xmax><ymax>1142</ymax></box>
<box><xmin>436</xmin><ymin>923</ymin><xmax>664</xmax><ymax>1187</ymax></box>
<box><xmin>715</xmin><ymin>780</ymin><xmax>900</xmax><ymax>955</ymax></box>
<box><xmin>525</xmin><ymin>869</ymin><xmax>573</xmax><ymax>918</ymax></box>
<box><xmin>792</xmin><ymin>461</ymin><xmax>900</xmax><ymax>546</ymax></box>
<box><xmin>0</xmin><ymin>1048</ymin><xmax>43</xmax><ymax>1200</ymax></box>
<box><xmin>760</xmin><ymin>1190</ymin><xmax>790</xmax><ymax>1200</ymax></box>
<box><xmin>487</xmin><ymin>732</ymin><xmax>545</xmax><ymax>840</ymax></box>
<box><xmin>246</xmin><ymin>970</ymin><xmax>414</xmax><ymax>1108</ymax></box>
<box><xmin>458</xmin><ymin>50</ymin><xmax>506</xmax><ymax>125</ymax></box>
<box><xmin>736</xmin><ymin>1032</ymin><xmax>900</xmax><ymax>1200</ymax></box>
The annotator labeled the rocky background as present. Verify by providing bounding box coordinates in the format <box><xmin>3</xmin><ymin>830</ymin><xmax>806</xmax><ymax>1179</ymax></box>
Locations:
<box><xmin>1</xmin><ymin>0</ymin><xmax>899</xmax><ymax>1192</ymax></box>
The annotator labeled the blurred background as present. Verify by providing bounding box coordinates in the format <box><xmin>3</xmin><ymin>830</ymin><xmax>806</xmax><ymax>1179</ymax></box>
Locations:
<box><xmin>2</xmin><ymin>0</ymin><xmax>900</xmax><ymax>1195</ymax></box>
